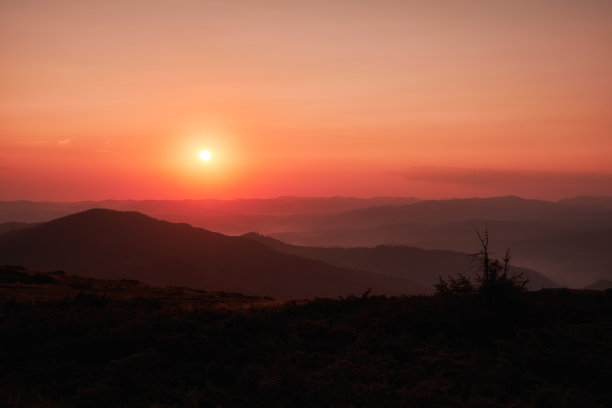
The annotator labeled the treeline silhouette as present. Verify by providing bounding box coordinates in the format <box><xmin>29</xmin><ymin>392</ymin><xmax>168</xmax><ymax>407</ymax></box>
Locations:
<box><xmin>1</xmin><ymin>284</ymin><xmax>611</xmax><ymax>406</ymax></box>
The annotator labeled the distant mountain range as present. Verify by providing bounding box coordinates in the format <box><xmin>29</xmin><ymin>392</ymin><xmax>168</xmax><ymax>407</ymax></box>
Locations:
<box><xmin>263</xmin><ymin>197</ymin><xmax>612</xmax><ymax>287</ymax></box>
<box><xmin>0</xmin><ymin>196</ymin><xmax>420</xmax><ymax>225</ymax></box>
<box><xmin>271</xmin><ymin>196</ymin><xmax>612</xmax><ymax>232</ymax></box>
<box><xmin>242</xmin><ymin>233</ymin><xmax>557</xmax><ymax>291</ymax></box>
<box><xmin>0</xmin><ymin>209</ymin><xmax>422</xmax><ymax>299</ymax></box>
<box><xmin>1</xmin><ymin>195</ymin><xmax>610</xmax><ymax>287</ymax></box>
<box><xmin>557</xmin><ymin>196</ymin><xmax>612</xmax><ymax>210</ymax></box>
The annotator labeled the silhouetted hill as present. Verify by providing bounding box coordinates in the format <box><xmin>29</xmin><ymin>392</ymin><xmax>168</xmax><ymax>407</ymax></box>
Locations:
<box><xmin>271</xmin><ymin>220</ymin><xmax>612</xmax><ymax>288</ymax></box>
<box><xmin>0</xmin><ymin>209</ymin><xmax>420</xmax><ymax>299</ymax></box>
<box><xmin>242</xmin><ymin>233</ymin><xmax>557</xmax><ymax>291</ymax></box>
<box><xmin>584</xmin><ymin>279</ymin><xmax>612</xmax><ymax>291</ymax></box>
<box><xmin>3</xmin><ymin>197</ymin><xmax>611</xmax><ymax>287</ymax></box>
<box><xmin>0</xmin><ymin>222</ymin><xmax>36</xmax><ymax>236</ymax></box>
<box><xmin>0</xmin><ymin>200</ymin><xmax>101</xmax><ymax>223</ymax></box>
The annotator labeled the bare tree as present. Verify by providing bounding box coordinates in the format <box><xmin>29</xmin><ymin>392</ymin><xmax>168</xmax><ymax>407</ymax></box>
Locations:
<box><xmin>436</xmin><ymin>227</ymin><xmax>528</xmax><ymax>308</ymax></box>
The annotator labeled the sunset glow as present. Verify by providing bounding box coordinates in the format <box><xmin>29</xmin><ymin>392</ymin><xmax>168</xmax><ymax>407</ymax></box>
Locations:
<box><xmin>1</xmin><ymin>0</ymin><xmax>611</xmax><ymax>200</ymax></box>
<box><xmin>199</xmin><ymin>151</ymin><xmax>212</xmax><ymax>161</ymax></box>
<box><xmin>1</xmin><ymin>3</ymin><xmax>612</xmax><ymax>399</ymax></box>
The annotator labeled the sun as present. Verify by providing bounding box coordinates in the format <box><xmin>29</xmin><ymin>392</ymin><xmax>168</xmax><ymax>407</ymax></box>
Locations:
<box><xmin>199</xmin><ymin>150</ymin><xmax>212</xmax><ymax>161</ymax></box>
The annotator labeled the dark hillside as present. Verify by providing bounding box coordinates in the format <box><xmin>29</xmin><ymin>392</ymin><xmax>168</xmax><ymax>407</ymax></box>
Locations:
<box><xmin>1</xmin><ymin>270</ymin><xmax>610</xmax><ymax>407</ymax></box>
<box><xmin>0</xmin><ymin>222</ymin><xmax>35</xmax><ymax>236</ymax></box>
<box><xmin>0</xmin><ymin>209</ymin><xmax>420</xmax><ymax>299</ymax></box>
<box><xmin>584</xmin><ymin>279</ymin><xmax>612</xmax><ymax>291</ymax></box>
<box><xmin>243</xmin><ymin>233</ymin><xmax>556</xmax><ymax>291</ymax></box>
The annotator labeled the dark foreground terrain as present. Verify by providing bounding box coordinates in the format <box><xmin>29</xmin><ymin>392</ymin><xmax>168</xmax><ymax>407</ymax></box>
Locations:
<box><xmin>1</xmin><ymin>266</ymin><xmax>611</xmax><ymax>407</ymax></box>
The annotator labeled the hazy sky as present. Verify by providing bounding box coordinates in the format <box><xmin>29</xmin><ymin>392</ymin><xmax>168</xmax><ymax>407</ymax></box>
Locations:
<box><xmin>1</xmin><ymin>0</ymin><xmax>611</xmax><ymax>200</ymax></box>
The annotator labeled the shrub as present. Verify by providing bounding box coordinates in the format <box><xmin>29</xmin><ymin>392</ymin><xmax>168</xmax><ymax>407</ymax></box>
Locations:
<box><xmin>435</xmin><ymin>228</ymin><xmax>528</xmax><ymax>309</ymax></box>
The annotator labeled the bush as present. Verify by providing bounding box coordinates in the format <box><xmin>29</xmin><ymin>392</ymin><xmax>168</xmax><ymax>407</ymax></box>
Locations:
<box><xmin>435</xmin><ymin>228</ymin><xmax>528</xmax><ymax>309</ymax></box>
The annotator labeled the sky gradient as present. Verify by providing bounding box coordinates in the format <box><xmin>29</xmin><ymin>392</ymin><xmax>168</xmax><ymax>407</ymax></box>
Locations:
<box><xmin>1</xmin><ymin>0</ymin><xmax>611</xmax><ymax>200</ymax></box>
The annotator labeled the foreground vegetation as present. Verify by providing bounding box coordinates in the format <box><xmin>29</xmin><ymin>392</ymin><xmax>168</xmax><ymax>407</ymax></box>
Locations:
<box><xmin>1</xmin><ymin>267</ymin><xmax>611</xmax><ymax>407</ymax></box>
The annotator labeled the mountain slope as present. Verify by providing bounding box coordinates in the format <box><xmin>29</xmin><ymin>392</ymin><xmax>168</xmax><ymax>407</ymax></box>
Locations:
<box><xmin>0</xmin><ymin>209</ymin><xmax>421</xmax><ymax>299</ymax></box>
<box><xmin>270</xmin><ymin>219</ymin><xmax>612</xmax><ymax>287</ymax></box>
<box><xmin>242</xmin><ymin>233</ymin><xmax>558</xmax><ymax>291</ymax></box>
<box><xmin>0</xmin><ymin>222</ymin><xmax>36</xmax><ymax>236</ymax></box>
<box><xmin>583</xmin><ymin>279</ymin><xmax>612</xmax><ymax>291</ymax></box>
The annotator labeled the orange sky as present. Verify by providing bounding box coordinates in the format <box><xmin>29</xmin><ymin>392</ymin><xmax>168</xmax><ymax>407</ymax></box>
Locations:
<box><xmin>1</xmin><ymin>0</ymin><xmax>611</xmax><ymax>200</ymax></box>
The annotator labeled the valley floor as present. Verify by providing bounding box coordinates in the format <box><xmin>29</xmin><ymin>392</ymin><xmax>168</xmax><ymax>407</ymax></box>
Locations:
<box><xmin>1</xmin><ymin>266</ymin><xmax>611</xmax><ymax>407</ymax></box>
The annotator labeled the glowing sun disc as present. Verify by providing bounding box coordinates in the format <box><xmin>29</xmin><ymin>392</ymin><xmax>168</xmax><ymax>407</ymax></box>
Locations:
<box><xmin>199</xmin><ymin>150</ymin><xmax>212</xmax><ymax>161</ymax></box>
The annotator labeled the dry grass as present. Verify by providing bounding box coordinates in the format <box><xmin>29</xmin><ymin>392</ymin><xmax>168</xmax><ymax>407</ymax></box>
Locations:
<box><xmin>0</xmin><ymin>265</ymin><xmax>279</xmax><ymax>311</ymax></box>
